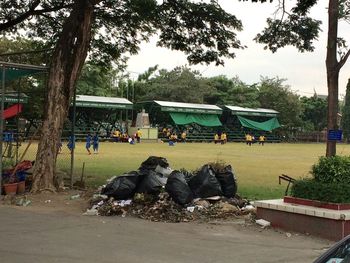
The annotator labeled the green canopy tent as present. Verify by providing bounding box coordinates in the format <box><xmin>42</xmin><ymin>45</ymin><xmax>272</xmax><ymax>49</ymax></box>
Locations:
<box><xmin>69</xmin><ymin>95</ymin><xmax>133</xmax><ymax>144</ymax></box>
<box><xmin>70</xmin><ymin>95</ymin><xmax>133</xmax><ymax>137</ymax></box>
<box><xmin>154</xmin><ymin>100</ymin><xmax>223</xmax><ymax>127</ymax></box>
<box><xmin>237</xmin><ymin>116</ymin><xmax>280</xmax><ymax>131</ymax></box>
<box><xmin>224</xmin><ymin>105</ymin><xmax>280</xmax><ymax>131</ymax></box>
<box><xmin>0</xmin><ymin>62</ymin><xmax>47</xmax><ymax>195</ymax></box>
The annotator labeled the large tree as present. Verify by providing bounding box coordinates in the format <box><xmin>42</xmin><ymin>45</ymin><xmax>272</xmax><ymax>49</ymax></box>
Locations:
<box><xmin>300</xmin><ymin>95</ymin><xmax>327</xmax><ymax>132</ymax></box>
<box><xmin>0</xmin><ymin>0</ymin><xmax>245</xmax><ymax>192</ymax></box>
<box><xmin>255</xmin><ymin>0</ymin><xmax>350</xmax><ymax>156</ymax></box>
<box><xmin>135</xmin><ymin>66</ymin><xmax>212</xmax><ymax>103</ymax></box>
<box><xmin>205</xmin><ymin>75</ymin><xmax>260</xmax><ymax>108</ymax></box>
<box><xmin>258</xmin><ymin>77</ymin><xmax>302</xmax><ymax>130</ymax></box>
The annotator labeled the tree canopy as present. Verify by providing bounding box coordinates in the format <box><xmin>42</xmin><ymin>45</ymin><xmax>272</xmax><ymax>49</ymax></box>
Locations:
<box><xmin>0</xmin><ymin>0</ymin><xmax>246</xmax><ymax>67</ymax></box>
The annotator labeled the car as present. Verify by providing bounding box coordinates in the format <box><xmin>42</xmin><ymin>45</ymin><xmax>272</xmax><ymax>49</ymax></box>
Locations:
<box><xmin>314</xmin><ymin>235</ymin><xmax>350</xmax><ymax>263</ymax></box>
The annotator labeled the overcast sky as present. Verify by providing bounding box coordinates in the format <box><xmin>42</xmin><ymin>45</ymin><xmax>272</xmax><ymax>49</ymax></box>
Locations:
<box><xmin>126</xmin><ymin>1</ymin><xmax>350</xmax><ymax>98</ymax></box>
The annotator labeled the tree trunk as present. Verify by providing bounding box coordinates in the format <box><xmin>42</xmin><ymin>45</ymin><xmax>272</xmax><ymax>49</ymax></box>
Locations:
<box><xmin>325</xmin><ymin>0</ymin><xmax>339</xmax><ymax>157</ymax></box>
<box><xmin>31</xmin><ymin>0</ymin><xmax>95</xmax><ymax>192</ymax></box>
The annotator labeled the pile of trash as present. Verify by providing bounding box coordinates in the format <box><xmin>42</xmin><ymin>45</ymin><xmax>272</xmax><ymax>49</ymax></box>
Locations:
<box><xmin>86</xmin><ymin>156</ymin><xmax>256</xmax><ymax>222</ymax></box>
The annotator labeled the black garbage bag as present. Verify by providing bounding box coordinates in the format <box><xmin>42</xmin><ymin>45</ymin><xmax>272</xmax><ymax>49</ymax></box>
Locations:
<box><xmin>139</xmin><ymin>156</ymin><xmax>169</xmax><ymax>171</ymax></box>
<box><xmin>101</xmin><ymin>171</ymin><xmax>140</xmax><ymax>200</ymax></box>
<box><xmin>179</xmin><ymin>168</ymin><xmax>194</xmax><ymax>183</ymax></box>
<box><xmin>165</xmin><ymin>171</ymin><xmax>193</xmax><ymax>205</ymax></box>
<box><xmin>188</xmin><ymin>165</ymin><xmax>223</xmax><ymax>198</ymax></box>
<box><xmin>213</xmin><ymin>165</ymin><xmax>237</xmax><ymax>198</ymax></box>
<box><xmin>136</xmin><ymin>170</ymin><xmax>167</xmax><ymax>195</ymax></box>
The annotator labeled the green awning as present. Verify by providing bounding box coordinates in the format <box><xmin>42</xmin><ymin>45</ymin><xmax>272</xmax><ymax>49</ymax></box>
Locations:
<box><xmin>225</xmin><ymin>105</ymin><xmax>279</xmax><ymax>117</ymax></box>
<box><xmin>238</xmin><ymin>116</ymin><xmax>280</xmax><ymax>131</ymax></box>
<box><xmin>155</xmin><ymin>100</ymin><xmax>222</xmax><ymax>114</ymax></box>
<box><xmin>0</xmin><ymin>68</ymin><xmax>43</xmax><ymax>82</ymax></box>
<box><xmin>0</xmin><ymin>93</ymin><xmax>28</xmax><ymax>103</ymax></box>
<box><xmin>0</xmin><ymin>62</ymin><xmax>47</xmax><ymax>82</ymax></box>
<box><xmin>170</xmin><ymin>112</ymin><xmax>222</xmax><ymax>127</ymax></box>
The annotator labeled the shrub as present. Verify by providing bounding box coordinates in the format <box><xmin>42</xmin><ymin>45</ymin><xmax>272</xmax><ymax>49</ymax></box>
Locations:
<box><xmin>311</xmin><ymin>155</ymin><xmax>350</xmax><ymax>184</ymax></box>
<box><xmin>291</xmin><ymin>178</ymin><xmax>350</xmax><ymax>203</ymax></box>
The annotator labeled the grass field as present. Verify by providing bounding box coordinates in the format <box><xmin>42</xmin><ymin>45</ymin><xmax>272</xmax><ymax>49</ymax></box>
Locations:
<box><xmin>19</xmin><ymin>141</ymin><xmax>350</xmax><ymax>200</ymax></box>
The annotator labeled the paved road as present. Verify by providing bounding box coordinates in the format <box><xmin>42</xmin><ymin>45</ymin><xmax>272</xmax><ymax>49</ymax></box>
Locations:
<box><xmin>0</xmin><ymin>207</ymin><xmax>332</xmax><ymax>263</ymax></box>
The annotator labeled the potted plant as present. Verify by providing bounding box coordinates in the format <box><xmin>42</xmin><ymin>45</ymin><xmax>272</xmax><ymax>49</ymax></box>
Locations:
<box><xmin>2</xmin><ymin>158</ymin><xmax>18</xmax><ymax>195</ymax></box>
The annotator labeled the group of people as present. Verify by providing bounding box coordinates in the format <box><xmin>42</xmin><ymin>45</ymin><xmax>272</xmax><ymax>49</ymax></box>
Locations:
<box><xmin>111</xmin><ymin>128</ymin><xmax>142</xmax><ymax>144</ymax></box>
<box><xmin>245</xmin><ymin>133</ymin><xmax>266</xmax><ymax>146</ymax></box>
<box><xmin>85</xmin><ymin>133</ymin><xmax>100</xmax><ymax>154</ymax></box>
<box><xmin>214</xmin><ymin>132</ymin><xmax>227</xmax><ymax>144</ymax></box>
<box><xmin>162</xmin><ymin>127</ymin><xmax>187</xmax><ymax>143</ymax></box>
<box><xmin>61</xmin><ymin>133</ymin><xmax>99</xmax><ymax>155</ymax></box>
<box><xmin>59</xmin><ymin>128</ymin><xmax>143</xmax><ymax>155</ymax></box>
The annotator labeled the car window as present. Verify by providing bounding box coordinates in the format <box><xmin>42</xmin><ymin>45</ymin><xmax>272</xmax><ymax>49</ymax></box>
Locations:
<box><xmin>325</xmin><ymin>240</ymin><xmax>350</xmax><ymax>263</ymax></box>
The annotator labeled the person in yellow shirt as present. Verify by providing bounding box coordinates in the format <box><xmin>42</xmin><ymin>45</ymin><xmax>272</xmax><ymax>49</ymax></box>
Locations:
<box><xmin>136</xmin><ymin>128</ymin><xmax>142</xmax><ymax>143</ymax></box>
<box><xmin>245</xmin><ymin>133</ymin><xmax>252</xmax><ymax>146</ymax></box>
<box><xmin>214</xmin><ymin>133</ymin><xmax>220</xmax><ymax>144</ymax></box>
<box><xmin>112</xmin><ymin>129</ymin><xmax>120</xmax><ymax>142</ymax></box>
<box><xmin>181</xmin><ymin>131</ymin><xmax>187</xmax><ymax>142</ymax></box>
<box><xmin>259</xmin><ymin>135</ymin><xmax>266</xmax><ymax>146</ymax></box>
<box><xmin>220</xmin><ymin>132</ymin><xmax>227</xmax><ymax>144</ymax></box>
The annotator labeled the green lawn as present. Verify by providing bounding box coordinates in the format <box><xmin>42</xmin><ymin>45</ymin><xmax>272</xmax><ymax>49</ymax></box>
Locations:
<box><xmin>20</xmin><ymin>141</ymin><xmax>350</xmax><ymax>200</ymax></box>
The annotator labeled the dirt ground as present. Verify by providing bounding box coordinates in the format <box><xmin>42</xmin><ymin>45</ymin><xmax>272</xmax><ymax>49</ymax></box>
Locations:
<box><xmin>1</xmin><ymin>189</ymin><xmax>92</xmax><ymax>214</ymax></box>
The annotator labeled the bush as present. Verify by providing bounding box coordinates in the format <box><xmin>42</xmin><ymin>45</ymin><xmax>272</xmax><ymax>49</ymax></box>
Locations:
<box><xmin>311</xmin><ymin>155</ymin><xmax>350</xmax><ymax>184</ymax></box>
<box><xmin>291</xmin><ymin>178</ymin><xmax>350</xmax><ymax>203</ymax></box>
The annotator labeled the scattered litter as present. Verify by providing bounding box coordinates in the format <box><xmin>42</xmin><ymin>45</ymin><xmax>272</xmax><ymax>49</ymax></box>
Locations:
<box><xmin>70</xmin><ymin>194</ymin><xmax>80</xmax><ymax>200</ymax></box>
<box><xmin>186</xmin><ymin>206</ymin><xmax>195</xmax><ymax>213</ymax></box>
<box><xmin>92</xmin><ymin>194</ymin><xmax>108</xmax><ymax>200</ymax></box>
<box><xmin>241</xmin><ymin>204</ymin><xmax>256</xmax><ymax>213</ymax></box>
<box><xmin>286</xmin><ymin>232</ymin><xmax>292</xmax><ymax>238</ymax></box>
<box><xmin>113</xmin><ymin>200</ymin><xmax>132</xmax><ymax>207</ymax></box>
<box><xmin>217</xmin><ymin>202</ymin><xmax>239</xmax><ymax>213</ymax></box>
<box><xmin>204</xmin><ymin>196</ymin><xmax>221</xmax><ymax>201</ymax></box>
<box><xmin>256</xmin><ymin>219</ymin><xmax>271</xmax><ymax>228</ymax></box>
<box><xmin>193</xmin><ymin>199</ymin><xmax>210</xmax><ymax>208</ymax></box>
<box><xmin>15</xmin><ymin>196</ymin><xmax>31</xmax><ymax>207</ymax></box>
<box><xmin>83</xmin><ymin>208</ymin><xmax>99</xmax><ymax>216</ymax></box>
<box><xmin>45</xmin><ymin>200</ymin><xmax>51</xmax><ymax>203</ymax></box>
<box><xmin>23</xmin><ymin>200</ymin><xmax>31</xmax><ymax>206</ymax></box>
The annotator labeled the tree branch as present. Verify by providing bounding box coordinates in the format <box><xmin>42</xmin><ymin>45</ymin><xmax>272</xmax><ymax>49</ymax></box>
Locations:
<box><xmin>338</xmin><ymin>48</ymin><xmax>350</xmax><ymax>71</ymax></box>
<box><xmin>0</xmin><ymin>0</ymin><xmax>40</xmax><ymax>32</ymax></box>
<box><xmin>0</xmin><ymin>0</ymin><xmax>73</xmax><ymax>32</ymax></box>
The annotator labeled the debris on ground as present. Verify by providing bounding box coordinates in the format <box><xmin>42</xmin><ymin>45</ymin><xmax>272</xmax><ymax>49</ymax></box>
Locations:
<box><xmin>89</xmin><ymin>192</ymin><xmax>254</xmax><ymax>222</ymax></box>
<box><xmin>70</xmin><ymin>194</ymin><xmax>81</xmax><ymax>200</ymax></box>
<box><xmin>86</xmin><ymin>156</ymin><xmax>256</xmax><ymax>223</ymax></box>
<box><xmin>1</xmin><ymin>194</ymin><xmax>32</xmax><ymax>206</ymax></box>
<box><xmin>255</xmin><ymin>219</ymin><xmax>271</xmax><ymax>228</ymax></box>
<box><xmin>16</xmin><ymin>196</ymin><xmax>31</xmax><ymax>207</ymax></box>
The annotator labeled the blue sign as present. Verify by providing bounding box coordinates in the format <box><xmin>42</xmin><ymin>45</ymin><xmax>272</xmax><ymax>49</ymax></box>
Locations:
<box><xmin>328</xmin><ymin>130</ymin><xmax>343</xmax><ymax>141</ymax></box>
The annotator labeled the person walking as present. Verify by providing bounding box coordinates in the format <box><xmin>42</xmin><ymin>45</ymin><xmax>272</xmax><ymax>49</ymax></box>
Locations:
<box><xmin>220</xmin><ymin>132</ymin><xmax>227</xmax><ymax>144</ymax></box>
<box><xmin>67</xmin><ymin>134</ymin><xmax>75</xmax><ymax>153</ymax></box>
<box><xmin>245</xmin><ymin>133</ymin><xmax>252</xmax><ymax>146</ymax></box>
<box><xmin>93</xmin><ymin>132</ymin><xmax>99</xmax><ymax>153</ymax></box>
<box><xmin>259</xmin><ymin>135</ymin><xmax>266</xmax><ymax>146</ymax></box>
<box><xmin>86</xmin><ymin>133</ymin><xmax>92</xmax><ymax>155</ymax></box>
